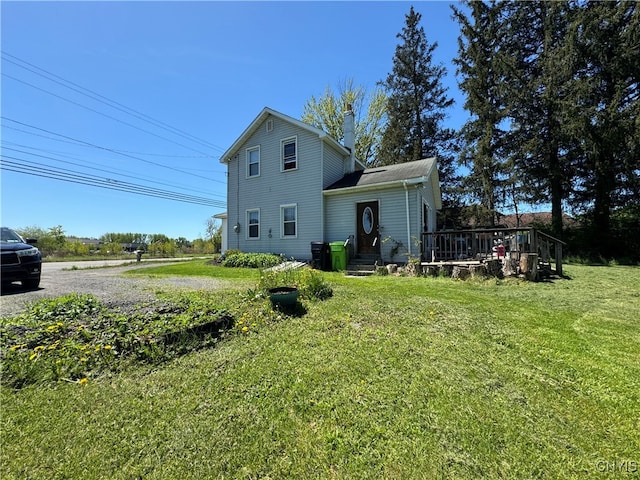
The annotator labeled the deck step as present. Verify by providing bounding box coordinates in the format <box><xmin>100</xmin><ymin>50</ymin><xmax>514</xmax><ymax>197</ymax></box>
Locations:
<box><xmin>345</xmin><ymin>269</ymin><xmax>375</xmax><ymax>277</ymax></box>
<box><xmin>344</xmin><ymin>253</ymin><xmax>378</xmax><ymax>276</ymax></box>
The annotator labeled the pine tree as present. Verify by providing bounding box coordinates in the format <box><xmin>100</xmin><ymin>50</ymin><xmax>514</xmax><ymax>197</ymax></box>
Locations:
<box><xmin>453</xmin><ymin>0</ymin><xmax>510</xmax><ymax>226</ymax></box>
<box><xmin>500</xmin><ymin>1</ymin><xmax>577</xmax><ymax>238</ymax></box>
<box><xmin>379</xmin><ymin>6</ymin><xmax>457</xmax><ymax>198</ymax></box>
<box><xmin>568</xmin><ymin>0</ymin><xmax>640</xmax><ymax>253</ymax></box>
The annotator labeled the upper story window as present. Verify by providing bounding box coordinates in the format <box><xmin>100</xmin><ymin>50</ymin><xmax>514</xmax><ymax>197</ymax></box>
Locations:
<box><xmin>281</xmin><ymin>137</ymin><xmax>297</xmax><ymax>171</ymax></box>
<box><xmin>247</xmin><ymin>146</ymin><xmax>260</xmax><ymax>177</ymax></box>
<box><xmin>247</xmin><ymin>209</ymin><xmax>260</xmax><ymax>239</ymax></box>
<box><xmin>281</xmin><ymin>204</ymin><xmax>297</xmax><ymax>238</ymax></box>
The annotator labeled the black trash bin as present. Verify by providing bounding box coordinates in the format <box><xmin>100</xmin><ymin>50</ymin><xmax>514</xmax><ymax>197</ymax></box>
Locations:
<box><xmin>311</xmin><ymin>242</ymin><xmax>330</xmax><ymax>271</ymax></box>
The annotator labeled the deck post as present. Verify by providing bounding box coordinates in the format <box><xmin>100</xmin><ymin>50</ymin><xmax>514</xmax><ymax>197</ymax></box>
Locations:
<box><xmin>556</xmin><ymin>243</ymin><xmax>563</xmax><ymax>276</ymax></box>
<box><xmin>530</xmin><ymin>228</ymin><xmax>537</xmax><ymax>255</ymax></box>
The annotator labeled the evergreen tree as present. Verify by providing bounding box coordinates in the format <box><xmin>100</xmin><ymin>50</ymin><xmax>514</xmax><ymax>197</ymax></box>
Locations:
<box><xmin>501</xmin><ymin>1</ymin><xmax>577</xmax><ymax>238</ymax></box>
<box><xmin>568</xmin><ymin>0</ymin><xmax>640</xmax><ymax>253</ymax></box>
<box><xmin>379</xmin><ymin>6</ymin><xmax>458</xmax><ymax>200</ymax></box>
<box><xmin>453</xmin><ymin>0</ymin><xmax>510</xmax><ymax>226</ymax></box>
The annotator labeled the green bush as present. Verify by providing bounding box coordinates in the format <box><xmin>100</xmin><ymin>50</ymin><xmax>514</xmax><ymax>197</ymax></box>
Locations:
<box><xmin>257</xmin><ymin>268</ymin><xmax>333</xmax><ymax>301</ymax></box>
<box><xmin>222</xmin><ymin>252</ymin><xmax>284</xmax><ymax>269</ymax></box>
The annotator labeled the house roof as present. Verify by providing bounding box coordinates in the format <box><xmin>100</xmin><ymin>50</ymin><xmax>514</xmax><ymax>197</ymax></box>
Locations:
<box><xmin>324</xmin><ymin>157</ymin><xmax>441</xmax><ymax>209</ymax></box>
<box><xmin>498</xmin><ymin>212</ymin><xmax>579</xmax><ymax>229</ymax></box>
<box><xmin>219</xmin><ymin>107</ymin><xmax>365</xmax><ymax>169</ymax></box>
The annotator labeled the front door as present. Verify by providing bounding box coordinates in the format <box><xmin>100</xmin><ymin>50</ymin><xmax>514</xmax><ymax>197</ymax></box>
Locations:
<box><xmin>357</xmin><ymin>201</ymin><xmax>380</xmax><ymax>255</ymax></box>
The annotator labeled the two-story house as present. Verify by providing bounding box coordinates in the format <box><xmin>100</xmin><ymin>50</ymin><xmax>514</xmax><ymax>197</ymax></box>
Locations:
<box><xmin>218</xmin><ymin>106</ymin><xmax>441</xmax><ymax>264</ymax></box>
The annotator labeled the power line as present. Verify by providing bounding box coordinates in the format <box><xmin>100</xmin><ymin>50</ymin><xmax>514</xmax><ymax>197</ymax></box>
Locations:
<box><xmin>3</xmin><ymin>72</ymin><xmax>219</xmax><ymax>159</ymax></box>
<box><xmin>2</xmin><ymin>50</ymin><xmax>226</xmax><ymax>154</ymax></box>
<box><xmin>2</xmin><ymin>144</ymin><xmax>226</xmax><ymax>199</ymax></box>
<box><xmin>1</xmin><ymin>124</ymin><xmax>220</xmax><ymax>161</ymax></box>
<box><xmin>1</xmin><ymin>156</ymin><xmax>226</xmax><ymax>208</ymax></box>
<box><xmin>1</xmin><ymin>157</ymin><xmax>223</xmax><ymax>206</ymax></box>
<box><xmin>2</xmin><ymin>117</ymin><xmax>227</xmax><ymax>185</ymax></box>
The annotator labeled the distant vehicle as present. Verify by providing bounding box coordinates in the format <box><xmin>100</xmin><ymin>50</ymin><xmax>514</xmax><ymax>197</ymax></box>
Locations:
<box><xmin>1</xmin><ymin>227</ymin><xmax>42</xmax><ymax>289</ymax></box>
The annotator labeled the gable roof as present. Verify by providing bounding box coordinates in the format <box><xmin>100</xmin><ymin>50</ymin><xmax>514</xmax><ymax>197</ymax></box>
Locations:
<box><xmin>498</xmin><ymin>212</ymin><xmax>579</xmax><ymax>229</ymax></box>
<box><xmin>324</xmin><ymin>158</ymin><xmax>441</xmax><ymax>208</ymax></box>
<box><xmin>219</xmin><ymin>107</ymin><xmax>364</xmax><ymax>168</ymax></box>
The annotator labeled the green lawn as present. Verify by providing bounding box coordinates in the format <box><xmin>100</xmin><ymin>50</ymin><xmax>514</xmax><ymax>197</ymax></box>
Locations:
<box><xmin>2</xmin><ymin>264</ymin><xmax>639</xmax><ymax>479</ymax></box>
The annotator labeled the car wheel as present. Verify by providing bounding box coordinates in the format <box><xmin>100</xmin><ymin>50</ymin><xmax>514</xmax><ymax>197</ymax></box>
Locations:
<box><xmin>22</xmin><ymin>277</ymin><xmax>41</xmax><ymax>289</ymax></box>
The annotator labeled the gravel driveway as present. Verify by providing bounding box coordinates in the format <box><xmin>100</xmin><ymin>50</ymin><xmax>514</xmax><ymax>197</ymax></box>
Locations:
<box><xmin>1</xmin><ymin>259</ymin><xmax>228</xmax><ymax>318</ymax></box>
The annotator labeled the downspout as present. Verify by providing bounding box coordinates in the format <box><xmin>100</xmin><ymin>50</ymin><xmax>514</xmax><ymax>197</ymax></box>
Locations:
<box><xmin>320</xmin><ymin>140</ymin><xmax>325</xmax><ymax>242</ymax></box>
<box><xmin>416</xmin><ymin>185</ymin><xmax>421</xmax><ymax>257</ymax></box>
<box><xmin>403</xmin><ymin>181</ymin><xmax>412</xmax><ymax>257</ymax></box>
<box><xmin>236</xmin><ymin>155</ymin><xmax>240</xmax><ymax>250</ymax></box>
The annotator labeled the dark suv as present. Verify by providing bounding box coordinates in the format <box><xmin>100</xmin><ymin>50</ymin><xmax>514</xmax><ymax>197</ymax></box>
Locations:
<box><xmin>1</xmin><ymin>227</ymin><xmax>42</xmax><ymax>289</ymax></box>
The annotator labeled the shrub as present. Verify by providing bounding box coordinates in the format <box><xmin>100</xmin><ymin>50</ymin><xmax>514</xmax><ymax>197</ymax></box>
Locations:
<box><xmin>222</xmin><ymin>252</ymin><xmax>284</xmax><ymax>269</ymax></box>
<box><xmin>257</xmin><ymin>268</ymin><xmax>333</xmax><ymax>301</ymax></box>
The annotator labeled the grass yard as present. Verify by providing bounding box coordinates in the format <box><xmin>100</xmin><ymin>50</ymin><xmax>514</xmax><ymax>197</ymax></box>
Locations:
<box><xmin>1</xmin><ymin>263</ymin><xmax>639</xmax><ymax>479</ymax></box>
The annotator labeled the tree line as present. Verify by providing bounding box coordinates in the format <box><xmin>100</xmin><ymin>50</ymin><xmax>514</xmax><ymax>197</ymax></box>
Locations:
<box><xmin>302</xmin><ymin>1</ymin><xmax>639</xmax><ymax>262</ymax></box>
<box><xmin>15</xmin><ymin>217</ymin><xmax>222</xmax><ymax>258</ymax></box>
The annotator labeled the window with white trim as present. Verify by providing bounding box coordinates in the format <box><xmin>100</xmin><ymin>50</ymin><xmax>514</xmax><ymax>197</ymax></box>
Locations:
<box><xmin>281</xmin><ymin>204</ymin><xmax>297</xmax><ymax>238</ymax></box>
<box><xmin>281</xmin><ymin>137</ymin><xmax>297</xmax><ymax>171</ymax></box>
<box><xmin>247</xmin><ymin>209</ymin><xmax>260</xmax><ymax>239</ymax></box>
<box><xmin>247</xmin><ymin>146</ymin><xmax>260</xmax><ymax>177</ymax></box>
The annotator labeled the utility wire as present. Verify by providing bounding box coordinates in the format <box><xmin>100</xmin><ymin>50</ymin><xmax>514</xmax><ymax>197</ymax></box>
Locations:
<box><xmin>2</xmin><ymin>144</ymin><xmax>226</xmax><ymax>199</ymax></box>
<box><xmin>2</xmin><ymin>117</ymin><xmax>227</xmax><ymax>185</ymax></box>
<box><xmin>1</xmin><ymin>156</ymin><xmax>226</xmax><ymax>207</ymax></box>
<box><xmin>2</xmin><ymin>51</ymin><xmax>226</xmax><ymax>154</ymax></box>
<box><xmin>3</xmin><ymin>72</ymin><xmax>219</xmax><ymax>158</ymax></box>
<box><xmin>1</xmin><ymin>157</ymin><xmax>222</xmax><ymax>206</ymax></box>
<box><xmin>2</xmin><ymin>124</ymin><xmax>224</xmax><ymax>163</ymax></box>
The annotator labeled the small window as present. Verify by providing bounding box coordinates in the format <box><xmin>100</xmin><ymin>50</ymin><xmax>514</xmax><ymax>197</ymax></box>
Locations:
<box><xmin>247</xmin><ymin>146</ymin><xmax>260</xmax><ymax>177</ymax></box>
<box><xmin>247</xmin><ymin>209</ymin><xmax>260</xmax><ymax>239</ymax></box>
<box><xmin>281</xmin><ymin>204</ymin><xmax>297</xmax><ymax>238</ymax></box>
<box><xmin>281</xmin><ymin>137</ymin><xmax>297</xmax><ymax>171</ymax></box>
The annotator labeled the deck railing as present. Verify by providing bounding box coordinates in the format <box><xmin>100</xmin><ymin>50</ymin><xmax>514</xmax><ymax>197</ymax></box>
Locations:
<box><xmin>421</xmin><ymin>227</ymin><xmax>565</xmax><ymax>276</ymax></box>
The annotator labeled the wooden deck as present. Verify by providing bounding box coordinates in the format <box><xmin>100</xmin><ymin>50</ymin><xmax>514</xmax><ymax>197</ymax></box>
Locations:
<box><xmin>420</xmin><ymin>260</ymin><xmax>482</xmax><ymax>268</ymax></box>
<box><xmin>421</xmin><ymin>227</ymin><xmax>565</xmax><ymax>276</ymax></box>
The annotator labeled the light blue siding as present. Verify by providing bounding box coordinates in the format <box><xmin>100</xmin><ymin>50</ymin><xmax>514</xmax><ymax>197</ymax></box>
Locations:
<box><xmin>324</xmin><ymin>181</ymin><xmax>439</xmax><ymax>263</ymax></box>
<box><xmin>223</xmin><ymin>108</ymin><xmax>440</xmax><ymax>263</ymax></box>
<box><xmin>322</xmin><ymin>143</ymin><xmax>348</xmax><ymax>188</ymax></box>
<box><xmin>226</xmin><ymin>113</ymin><xmax>342</xmax><ymax>259</ymax></box>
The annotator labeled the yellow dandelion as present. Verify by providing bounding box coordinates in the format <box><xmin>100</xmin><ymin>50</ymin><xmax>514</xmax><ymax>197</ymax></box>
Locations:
<box><xmin>95</xmin><ymin>346</ymin><xmax>101</xmax><ymax>352</ymax></box>
<box><xmin>80</xmin><ymin>357</ymin><xmax>87</xmax><ymax>362</ymax></box>
<box><xmin>104</xmin><ymin>345</ymin><xmax>112</xmax><ymax>350</ymax></box>
<box><xmin>78</xmin><ymin>378</ymin><xmax>88</xmax><ymax>386</ymax></box>
<box><xmin>429</xmin><ymin>310</ymin><xmax>435</xmax><ymax>316</ymax></box>
<box><xmin>29</xmin><ymin>353</ymin><xmax>37</xmax><ymax>361</ymax></box>
<box><xmin>56</xmin><ymin>322</ymin><xmax>63</xmax><ymax>327</ymax></box>
<box><xmin>34</xmin><ymin>345</ymin><xmax>45</xmax><ymax>352</ymax></box>
<box><xmin>10</xmin><ymin>345</ymin><xmax>21</xmax><ymax>351</ymax></box>
<box><xmin>242</xmin><ymin>326</ymin><xmax>249</xmax><ymax>332</ymax></box>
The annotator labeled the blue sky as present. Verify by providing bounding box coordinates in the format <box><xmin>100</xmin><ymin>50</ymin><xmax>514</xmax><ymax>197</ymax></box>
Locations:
<box><xmin>1</xmin><ymin>1</ymin><xmax>468</xmax><ymax>240</ymax></box>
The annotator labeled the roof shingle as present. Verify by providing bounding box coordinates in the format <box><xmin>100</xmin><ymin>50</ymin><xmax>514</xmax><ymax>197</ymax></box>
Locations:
<box><xmin>325</xmin><ymin>157</ymin><xmax>436</xmax><ymax>191</ymax></box>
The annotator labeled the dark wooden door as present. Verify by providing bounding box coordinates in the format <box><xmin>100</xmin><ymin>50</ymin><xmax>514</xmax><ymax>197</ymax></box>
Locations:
<box><xmin>357</xmin><ymin>201</ymin><xmax>379</xmax><ymax>254</ymax></box>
